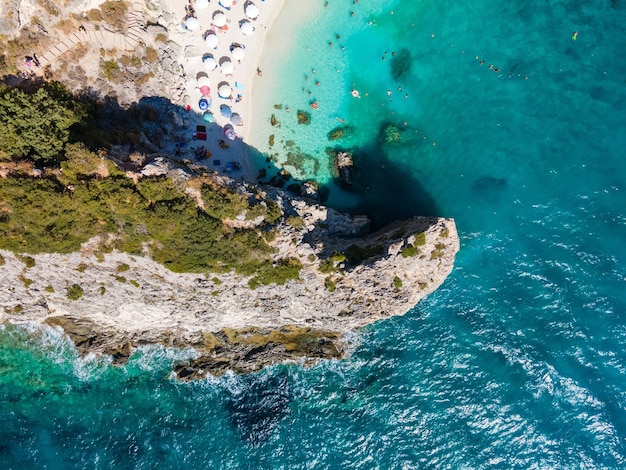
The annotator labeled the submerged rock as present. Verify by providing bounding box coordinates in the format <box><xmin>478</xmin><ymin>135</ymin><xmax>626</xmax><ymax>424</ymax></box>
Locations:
<box><xmin>328</xmin><ymin>125</ymin><xmax>353</xmax><ymax>141</ymax></box>
<box><xmin>297</xmin><ymin>110</ymin><xmax>311</xmax><ymax>125</ymax></box>
<box><xmin>381</xmin><ymin>123</ymin><xmax>403</xmax><ymax>144</ymax></box>
<box><xmin>390</xmin><ymin>47</ymin><xmax>412</xmax><ymax>81</ymax></box>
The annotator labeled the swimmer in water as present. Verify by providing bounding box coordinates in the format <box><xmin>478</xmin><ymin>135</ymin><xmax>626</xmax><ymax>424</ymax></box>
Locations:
<box><xmin>571</xmin><ymin>31</ymin><xmax>578</xmax><ymax>42</ymax></box>
<box><xmin>351</xmin><ymin>88</ymin><xmax>361</xmax><ymax>98</ymax></box>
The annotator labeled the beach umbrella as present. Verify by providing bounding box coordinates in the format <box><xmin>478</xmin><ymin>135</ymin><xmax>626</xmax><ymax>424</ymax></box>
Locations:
<box><xmin>245</xmin><ymin>3</ymin><xmax>259</xmax><ymax>19</ymax></box>
<box><xmin>220</xmin><ymin>104</ymin><xmax>232</xmax><ymax>118</ymax></box>
<box><xmin>218</xmin><ymin>83</ymin><xmax>232</xmax><ymax>98</ymax></box>
<box><xmin>184</xmin><ymin>16</ymin><xmax>199</xmax><ymax>31</ymax></box>
<box><xmin>204</xmin><ymin>32</ymin><xmax>219</xmax><ymax>49</ymax></box>
<box><xmin>196</xmin><ymin>0</ymin><xmax>209</xmax><ymax>9</ymax></box>
<box><xmin>212</xmin><ymin>11</ymin><xmax>227</xmax><ymax>27</ymax></box>
<box><xmin>197</xmin><ymin>75</ymin><xmax>211</xmax><ymax>87</ymax></box>
<box><xmin>200</xmin><ymin>85</ymin><xmax>211</xmax><ymax>96</ymax></box>
<box><xmin>231</xmin><ymin>46</ymin><xmax>245</xmax><ymax>61</ymax></box>
<box><xmin>240</xmin><ymin>20</ymin><xmax>255</xmax><ymax>35</ymax></box>
<box><xmin>225</xmin><ymin>127</ymin><xmax>237</xmax><ymax>141</ymax></box>
<box><xmin>203</xmin><ymin>111</ymin><xmax>214</xmax><ymax>123</ymax></box>
<box><xmin>221</xmin><ymin>60</ymin><xmax>234</xmax><ymax>75</ymax></box>
<box><xmin>230</xmin><ymin>113</ymin><xmax>242</xmax><ymax>125</ymax></box>
<box><xmin>203</xmin><ymin>56</ymin><xmax>217</xmax><ymax>70</ymax></box>
<box><xmin>198</xmin><ymin>98</ymin><xmax>209</xmax><ymax>111</ymax></box>
<box><xmin>220</xmin><ymin>0</ymin><xmax>234</xmax><ymax>8</ymax></box>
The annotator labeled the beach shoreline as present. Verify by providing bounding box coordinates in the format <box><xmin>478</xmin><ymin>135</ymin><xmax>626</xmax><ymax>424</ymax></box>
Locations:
<box><xmin>244</xmin><ymin>0</ymin><xmax>323</xmax><ymax>179</ymax></box>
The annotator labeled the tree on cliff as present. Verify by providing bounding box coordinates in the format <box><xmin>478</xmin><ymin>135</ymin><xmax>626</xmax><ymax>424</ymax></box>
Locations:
<box><xmin>0</xmin><ymin>82</ymin><xmax>87</xmax><ymax>164</ymax></box>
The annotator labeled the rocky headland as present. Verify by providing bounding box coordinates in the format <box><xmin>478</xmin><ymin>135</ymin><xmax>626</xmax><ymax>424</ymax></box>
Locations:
<box><xmin>1</xmin><ymin>156</ymin><xmax>458</xmax><ymax>379</ymax></box>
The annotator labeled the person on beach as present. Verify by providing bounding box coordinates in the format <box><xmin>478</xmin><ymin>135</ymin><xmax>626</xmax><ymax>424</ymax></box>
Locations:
<box><xmin>257</xmin><ymin>67</ymin><xmax>262</xmax><ymax>76</ymax></box>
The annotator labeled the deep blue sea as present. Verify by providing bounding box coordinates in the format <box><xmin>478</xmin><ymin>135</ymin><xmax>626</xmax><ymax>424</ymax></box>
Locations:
<box><xmin>2</xmin><ymin>0</ymin><xmax>626</xmax><ymax>467</ymax></box>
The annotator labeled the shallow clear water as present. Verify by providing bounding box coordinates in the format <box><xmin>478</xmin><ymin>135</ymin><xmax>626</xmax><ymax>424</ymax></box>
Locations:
<box><xmin>2</xmin><ymin>0</ymin><xmax>626</xmax><ymax>467</ymax></box>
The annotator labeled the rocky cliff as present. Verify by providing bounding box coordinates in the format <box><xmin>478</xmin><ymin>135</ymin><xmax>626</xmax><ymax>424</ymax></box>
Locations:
<box><xmin>0</xmin><ymin>164</ymin><xmax>459</xmax><ymax>379</ymax></box>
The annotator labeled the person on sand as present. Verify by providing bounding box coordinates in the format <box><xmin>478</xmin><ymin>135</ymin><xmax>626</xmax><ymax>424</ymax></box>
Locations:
<box><xmin>257</xmin><ymin>67</ymin><xmax>262</xmax><ymax>76</ymax></box>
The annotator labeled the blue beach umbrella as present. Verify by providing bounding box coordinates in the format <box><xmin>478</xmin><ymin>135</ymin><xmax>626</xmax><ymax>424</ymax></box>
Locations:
<box><xmin>203</xmin><ymin>111</ymin><xmax>214</xmax><ymax>123</ymax></box>
<box><xmin>219</xmin><ymin>104</ymin><xmax>232</xmax><ymax>118</ymax></box>
<box><xmin>198</xmin><ymin>98</ymin><xmax>209</xmax><ymax>111</ymax></box>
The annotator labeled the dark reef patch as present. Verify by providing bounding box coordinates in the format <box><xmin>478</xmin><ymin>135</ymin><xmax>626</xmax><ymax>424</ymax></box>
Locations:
<box><xmin>390</xmin><ymin>48</ymin><xmax>412</xmax><ymax>81</ymax></box>
<box><xmin>471</xmin><ymin>176</ymin><xmax>508</xmax><ymax>201</ymax></box>
<box><xmin>224</xmin><ymin>372</ymin><xmax>292</xmax><ymax>446</ymax></box>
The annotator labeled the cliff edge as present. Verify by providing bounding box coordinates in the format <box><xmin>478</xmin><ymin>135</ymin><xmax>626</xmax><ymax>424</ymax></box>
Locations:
<box><xmin>1</xmin><ymin>163</ymin><xmax>459</xmax><ymax>379</ymax></box>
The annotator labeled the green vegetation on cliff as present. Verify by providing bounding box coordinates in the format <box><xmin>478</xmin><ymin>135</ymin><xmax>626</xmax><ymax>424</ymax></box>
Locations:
<box><xmin>0</xmin><ymin>83</ymin><xmax>88</xmax><ymax>164</ymax></box>
<box><xmin>0</xmin><ymin>83</ymin><xmax>301</xmax><ymax>285</ymax></box>
<box><xmin>0</xmin><ymin>170</ymin><xmax>296</xmax><ymax>279</ymax></box>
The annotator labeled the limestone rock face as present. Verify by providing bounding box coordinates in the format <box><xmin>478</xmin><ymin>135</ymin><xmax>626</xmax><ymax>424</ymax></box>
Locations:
<box><xmin>0</xmin><ymin>174</ymin><xmax>459</xmax><ymax>378</ymax></box>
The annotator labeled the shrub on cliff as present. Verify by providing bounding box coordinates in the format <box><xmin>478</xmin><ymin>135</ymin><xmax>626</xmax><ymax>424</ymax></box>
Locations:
<box><xmin>66</xmin><ymin>284</ymin><xmax>84</xmax><ymax>300</ymax></box>
<box><xmin>247</xmin><ymin>258</ymin><xmax>302</xmax><ymax>289</ymax></box>
<box><xmin>0</xmin><ymin>83</ymin><xmax>87</xmax><ymax>164</ymax></box>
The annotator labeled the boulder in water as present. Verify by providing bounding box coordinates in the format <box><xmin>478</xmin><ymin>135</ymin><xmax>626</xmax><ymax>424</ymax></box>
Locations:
<box><xmin>300</xmin><ymin>180</ymin><xmax>319</xmax><ymax>200</ymax></box>
<box><xmin>334</xmin><ymin>151</ymin><xmax>354</xmax><ymax>185</ymax></box>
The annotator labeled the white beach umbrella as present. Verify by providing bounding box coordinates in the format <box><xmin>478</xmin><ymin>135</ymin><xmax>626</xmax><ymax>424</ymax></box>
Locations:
<box><xmin>184</xmin><ymin>16</ymin><xmax>199</xmax><ymax>31</ymax></box>
<box><xmin>205</xmin><ymin>32</ymin><xmax>219</xmax><ymax>49</ymax></box>
<box><xmin>230</xmin><ymin>113</ymin><xmax>242</xmax><ymax>125</ymax></box>
<box><xmin>245</xmin><ymin>3</ymin><xmax>259</xmax><ymax>19</ymax></box>
<box><xmin>221</xmin><ymin>60</ymin><xmax>234</xmax><ymax>75</ymax></box>
<box><xmin>197</xmin><ymin>76</ymin><xmax>211</xmax><ymax>87</ymax></box>
<box><xmin>196</xmin><ymin>0</ymin><xmax>209</xmax><ymax>10</ymax></box>
<box><xmin>231</xmin><ymin>46</ymin><xmax>245</xmax><ymax>61</ymax></box>
<box><xmin>220</xmin><ymin>0</ymin><xmax>234</xmax><ymax>8</ymax></box>
<box><xmin>212</xmin><ymin>11</ymin><xmax>227</xmax><ymax>27</ymax></box>
<box><xmin>203</xmin><ymin>56</ymin><xmax>217</xmax><ymax>70</ymax></box>
<box><xmin>240</xmin><ymin>21</ymin><xmax>255</xmax><ymax>35</ymax></box>
<box><xmin>218</xmin><ymin>84</ymin><xmax>232</xmax><ymax>98</ymax></box>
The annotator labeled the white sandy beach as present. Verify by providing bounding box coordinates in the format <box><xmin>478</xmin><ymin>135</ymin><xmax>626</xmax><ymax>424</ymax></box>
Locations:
<box><xmin>156</xmin><ymin>0</ymin><xmax>323</xmax><ymax>182</ymax></box>
<box><xmin>157</xmin><ymin>0</ymin><xmax>288</xmax><ymax>182</ymax></box>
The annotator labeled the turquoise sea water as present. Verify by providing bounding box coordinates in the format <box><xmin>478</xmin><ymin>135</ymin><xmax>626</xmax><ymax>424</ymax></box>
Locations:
<box><xmin>3</xmin><ymin>0</ymin><xmax>626</xmax><ymax>467</ymax></box>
